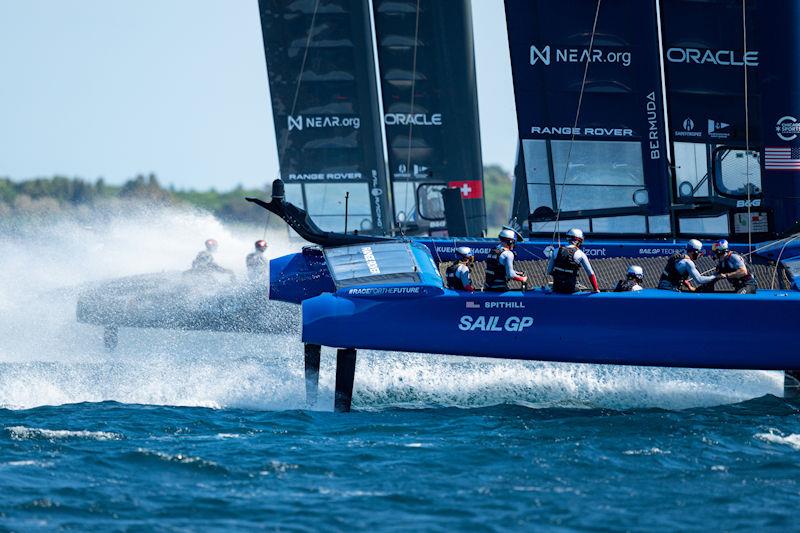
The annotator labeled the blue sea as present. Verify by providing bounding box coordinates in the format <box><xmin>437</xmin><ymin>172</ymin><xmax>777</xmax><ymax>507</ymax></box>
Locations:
<box><xmin>1</xmin><ymin>214</ymin><xmax>799</xmax><ymax>531</ymax></box>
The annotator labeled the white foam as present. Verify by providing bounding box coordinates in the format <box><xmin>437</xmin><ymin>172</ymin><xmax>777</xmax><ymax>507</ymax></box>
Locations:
<box><xmin>350</xmin><ymin>353</ymin><xmax>783</xmax><ymax>411</ymax></box>
<box><xmin>6</xmin><ymin>425</ymin><xmax>121</xmax><ymax>441</ymax></box>
<box><xmin>755</xmin><ymin>429</ymin><xmax>800</xmax><ymax>450</ymax></box>
<box><xmin>623</xmin><ymin>447</ymin><xmax>670</xmax><ymax>456</ymax></box>
<box><xmin>0</xmin><ymin>208</ymin><xmax>785</xmax><ymax>412</ymax></box>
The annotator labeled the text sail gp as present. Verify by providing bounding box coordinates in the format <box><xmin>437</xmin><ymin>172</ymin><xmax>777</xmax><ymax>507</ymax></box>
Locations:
<box><xmin>458</xmin><ymin>315</ymin><xmax>534</xmax><ymax>332</ymax></box>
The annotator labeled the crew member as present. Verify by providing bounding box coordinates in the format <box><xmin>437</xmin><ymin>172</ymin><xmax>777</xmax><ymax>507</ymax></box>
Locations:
<box><xmin>546</xmin><ymin>228</ymin><xmax>599</xmax><ymax>293</ymax></box>
<box><xmin>711</xmin><ymin>239</ymin><xmax>757</xmax><ymax>294</ymax></box>
<box><xmin>246</xmin><ymin>239</ymin><xmax>269</xmax><ymax>281</ymax></box>
<box><xmin>614</xmin><ymin>265</ymin><xmax>644</xmax><ymax>292</ymax></box>
<box><xmin>445</xmin><ymin>246</ymin><xmax>475</xmax><ymax>292</ymax></box>
<box><xmin>657</xmin><ymin>239</ymin><xmax>718</xmax><ymax>291</ymax></box>
<box><xmin>191</xmin><ymin>238</ymin><xmax>234</xmax><ymax>278</ymax></box>
<box><xmin>484</xmin><ymin>228</ymin><xmax>527</xmax><ymax>291</ymax></box>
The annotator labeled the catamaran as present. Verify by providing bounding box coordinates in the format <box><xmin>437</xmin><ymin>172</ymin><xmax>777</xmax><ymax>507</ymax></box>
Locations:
<box><xmin>79</xmin><ymin>0</ymin><xmax>800</xmax><ymax>412</ymax></box>
<box><xmin>251</xmin><ymin>0</ymin><xmax>800</xmax><ymax>411</ymax></box>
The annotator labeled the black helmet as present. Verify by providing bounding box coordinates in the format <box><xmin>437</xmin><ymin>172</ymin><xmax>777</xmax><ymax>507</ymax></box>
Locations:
<box><xmin>255</xmin><ymin>239</ymin><xmax>268</xmax><ymax>252</ymax></box>
<box><xmin>205</xmin><ymin>238</ymin><xmax>219</xmax><ymax>252</ymax></box>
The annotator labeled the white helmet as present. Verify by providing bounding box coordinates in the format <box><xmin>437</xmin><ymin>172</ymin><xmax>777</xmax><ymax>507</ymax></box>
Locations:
<box><xmin>712</xmin><ymin>239</ymin><xmax>729</xmax><ymax>256</ymax></box>
<box><xmin>627</xmin><ymin>265</ymin><xmax>644</xmax><ymax>280</ymax></box>
<box><xmin>686</xmin><ymin>239</ymin><xmax>703</xmax><ymax>253</ymax></box>
<box><xmin>499</xmin><ymin>228</ymin><xmax>521</xmax><ymax>243</ymax></box>
<box><xmin>455</xmin><ymin>246</ymin><xmax>473</xmax><ymax>259</ymax></box>
<box><xmin>566</xmin><ymin>228</ymin><xmax>584</xmax><ymax>243</ymax></box>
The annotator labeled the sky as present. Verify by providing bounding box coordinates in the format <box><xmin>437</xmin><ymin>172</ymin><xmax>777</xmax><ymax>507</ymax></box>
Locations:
<box><xmin>0</xmin><ymin>0</ymin><xmax>517</xmax><ymax>190</ymax></box>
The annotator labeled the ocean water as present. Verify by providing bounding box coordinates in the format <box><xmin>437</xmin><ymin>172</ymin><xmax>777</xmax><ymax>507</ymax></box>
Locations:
<box><xmin>1</xmin><ymin>209</ymin><xmax>798</xmax><ymax>531</ymax></box>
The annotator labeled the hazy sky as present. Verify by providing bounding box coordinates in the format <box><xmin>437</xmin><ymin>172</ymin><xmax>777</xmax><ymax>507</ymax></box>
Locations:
<box><xmin>0</xmin><ymin>0</ymin><xmax>517</xmax><ymax>190</ymax></box>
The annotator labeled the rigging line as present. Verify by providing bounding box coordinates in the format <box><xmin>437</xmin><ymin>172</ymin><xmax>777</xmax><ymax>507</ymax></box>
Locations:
<box><xmin>551</xmin><ymin>0</ymin><xmax>602</xmax><ymax>246</ymax></box>
<box><xmin>695</xmin><ymin>231</ymin><xmax>800</xmax><ymax>276</ymax></box>
<box><xmin>261</xmin><ymin>205</ymin><xmax>272</xmax><ymax>239</ymax></box>
<box><xmin>770</xmin><ymin>234</ymin><xmax>800</xmax><ymax>289</ymax></box>
<box><xmin>269</xmin><ymin>0</ymin><xmax>320</xmax><ymax>232</ymax></box>
<box><xmin>742</xmin><ymin>0</ymin><xmax>753</xmax><ymax>255</ymax></box>
<box><xmin>399</xmin><ymin>0</ymin><xmax>422</xmax><ymax>237</ymax></box>
<box><xmin>287</xmin><ymin>0</ymin><xmax>320</xmax><ymax>139</ymax></box>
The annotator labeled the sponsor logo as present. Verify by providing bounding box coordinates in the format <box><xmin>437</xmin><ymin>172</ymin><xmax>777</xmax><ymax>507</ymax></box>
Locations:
<box><xmin>646</xmin><ymin>92</ymin><xmax>661</xmax><ymax>160</ymax></box>
<box><xmin>435</xmin><ymin>246</ymin><xmax>494</xmax><ymax>256</ymax></box>
<box><xmin>708</xmin><ymin>119</ymin><xmax>731</xmax><ymax>139</ymax></box>
<box><xmin>776</xmin><ymin>116</ymin><xmax>800</xmax><ymax>141</ymax></box>
<box><xmin>484</xmin><ymin>301</ymin><xmax>525</xmax><ymax>309</ymax></box>
<box><xmin>361</xmin><ymin>246</ymin><xmax>380</xmax><ymax>275</ymax></box>
<box><xmin>530</xmin><ymin>45</ymin><xmax>631</xmax><ymax>67</ymax></box>
<box><xmin>371</xmin><ymin>170</ymin><xmax>383</xmax><ymax>230</ymax></box>
<box><xmin>394</xmin><ymin>163</ymin><xmax>431</xmax><ymax>178</ymax></box>
<box><xmin>458</xmin><ymin>315</ymin><xmax>534</xmax><ymax>333</ymax></box>
<box><xmin>736</xmin><ymin>199</ymin><xmax>762</xmax><ymax>208</ymax></box>
<box><xmin>466</xmin><ymin>301</ymin><xmax>481</xmax><ymax>309</ymax></box>
<box><xmin>639</xmin><ymin>247</ymin><xmax>681</xmax><ymax>255</ymax></box>
<box><xmin>666</xmin><ymin>47</ymin><xmax>759</xmax><ymax>67</ymax></box>
<box><xmin>288</xmin><ymin>115</ymin><xmax>361</xmax><ymax>131</ymax></box>
<box><xmin>384</xmin><ymin>113</ymin><xmax>442</xmax><ymax>126</ymax></box>
<box><xmin>583</xmin><ymin>248</ymin><xmax>607</xmax><ymax>257</ymax></box>
<box><xmin>347</xmin><ymin>286</ymin><xmax>421</xmax><ymax>296</ymax></box>
<box><xmin>286</xmin><ymin>172</ymin><xmax>362</xmax><ymax>181</ymax></box>
<box><xmin>531</xmin><ymin>126</ymin><xmax>633</xmax><ymax>137</ymax></box>
<box><xmin>675</xmin><ymin>117</ymin><xmax>702</xmax><ymax>138</ymax></box>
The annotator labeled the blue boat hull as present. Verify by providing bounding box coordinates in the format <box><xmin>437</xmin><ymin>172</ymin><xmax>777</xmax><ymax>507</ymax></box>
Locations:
<box><xmin>303</xmin><ymin>288</ymin><xmax>800</xmax><ymax>370</ymax></box>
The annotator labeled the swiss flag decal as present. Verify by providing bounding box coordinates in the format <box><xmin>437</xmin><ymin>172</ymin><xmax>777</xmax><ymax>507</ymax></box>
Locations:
<box><xmin>448</xmin><ymin>180</ymin><xmax>483</xmax><ymax>199</ymax></box>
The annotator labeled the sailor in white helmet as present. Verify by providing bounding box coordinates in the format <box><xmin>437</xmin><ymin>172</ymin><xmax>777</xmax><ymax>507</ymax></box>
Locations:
<box><xmin>445</xmin><ymin>246</ymin><xmax>475</xmax><ymax>292</ymax></box>
<box><xmin>484</xmin><ymin>228</ymin><xmax>528</xmax><ymax>291</ymax></box>
<box><xmin>710</xmin><ymin>239</ymin><xmax>757</xmax><ymax>294</ymax></box>
<box><xmin>657</xmin><ymin>239</ymin><xmax>719</xmax><ymax>291</ymax></box>
<box><xmin>614</xmin><ymin>265</ymin><xmax>644</xmax><ymax>292</ymax></box>
<box><xmin>546</xmin><ymin>228</ymin><xmax>599</xmax><ymax>293</ymax></box>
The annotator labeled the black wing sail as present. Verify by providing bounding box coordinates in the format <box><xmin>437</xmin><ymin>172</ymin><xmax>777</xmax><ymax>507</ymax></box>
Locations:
<box><xmin>372</xmin><ymin>0</ymin><xmax>486</xmax><ymax>237</ymax></box>
<box><xmin>504</xmin><ymin>0</ymin><xmax>671</xmax><ymax>236</ymax></box>
<box><xmin>258</xmin><ymin>0</ymin><xmax>393</xmax><ymax>235</ymax></box>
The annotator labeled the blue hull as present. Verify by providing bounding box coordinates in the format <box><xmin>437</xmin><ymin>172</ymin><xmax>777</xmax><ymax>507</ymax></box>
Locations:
<box><xmin>303</xmin><ymin>288</ymin><xmax>800</xmax><ymax>370</ymax></box>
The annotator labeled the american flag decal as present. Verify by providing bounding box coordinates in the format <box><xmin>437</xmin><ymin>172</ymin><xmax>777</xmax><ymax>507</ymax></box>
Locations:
<box><xmin>465</xmin><ymin>301</ymin><xmax>481</xmax><ymax>309</ymax></box>
<box><xmin>765</xmin><ymin>147</ymin><xmax>800</xmax><ymax>170</ymax></box>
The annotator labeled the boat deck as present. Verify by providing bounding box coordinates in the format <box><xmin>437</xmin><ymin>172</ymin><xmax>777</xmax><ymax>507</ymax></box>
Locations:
<box><xmin>440</xmin><ymin>255</ymin><xmax>790</xmax><ymax>291</ymax></box>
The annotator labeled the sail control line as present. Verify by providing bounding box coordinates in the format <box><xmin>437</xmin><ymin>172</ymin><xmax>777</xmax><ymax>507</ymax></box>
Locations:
<box><xmin>742</xmin><ymin>0</ymin><xmax>753</xmax><ymax>256</ymax></box>
<box><xmin>551</xmin><ymin>0</ymin><xmax>603</xmax><ymax>247</ymax></box>
<box><xmin>399</xmin><ymin>0</ymin><xmax>422</xmax><ymax>237</ymax></box>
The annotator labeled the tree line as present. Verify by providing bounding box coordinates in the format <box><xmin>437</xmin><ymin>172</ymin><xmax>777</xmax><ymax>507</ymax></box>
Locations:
<box><xmin>0</xmin><ymin>165</ymin><xmax>513</xmax><ymax>229</ymax></box>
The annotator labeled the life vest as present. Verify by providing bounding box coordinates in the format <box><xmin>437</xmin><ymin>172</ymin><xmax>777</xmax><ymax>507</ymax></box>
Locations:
<box><xmin>484</xmin><ymin>245</ymin><xmax>511</xmax><ymax>291</ymax></box>
<box><xmin>717</xmin><ymin>252</ymin><xmax>755</xmax><ymax>290</ymax></box>
<box><xmin>445</xmin><ymin>263</ymin><xmax>466</xmax><ymax>290</ymax></box>
<box><xmin>246</xmin><ymin>252</ymin><xmax>268</xmax><ymax>280</ymax></box>
<box><xmin>658</xmin><ymin>252</ymin><xmax>688</xmax><ymax>289</ymax></box>
<box><xmin>551</xmin><ymin>246</ymin><xmax>580</xmax><ymax>293</ymax></box>
<box><xmin>192</xmin><ymin>251</ymin><xmax>214</xmax><ymax>270</ymax></box>
<box><xmin>614</xmin><ymin>278</ymin><xmax>639</xmax><ymax>292</ymax></box>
